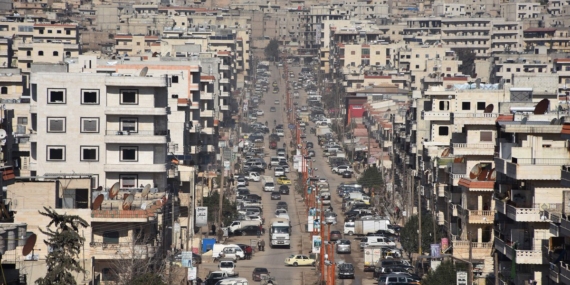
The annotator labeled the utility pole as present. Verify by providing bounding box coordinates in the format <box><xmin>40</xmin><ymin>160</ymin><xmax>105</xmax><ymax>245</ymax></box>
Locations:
<box><xmin>418</xmin><ymin>182</ymin><xmax>422</xmax><ymax>255</ymax></box>
<box><xmin>390</xmin><ymin>114</ymin><xmax>395</xmax><ymax>213</ymax></box>
<box><xmin>219</xmin><ymin>146</ymin><xmax>225</xmax><ymax>228</ymax></box>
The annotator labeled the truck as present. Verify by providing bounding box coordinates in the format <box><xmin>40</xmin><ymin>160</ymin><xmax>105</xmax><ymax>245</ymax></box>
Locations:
<box><xmin>261</xmin><ymin>176</ymin><xmax>275</xmax><ymax>192</ymax></box>
<box><xmin>228</xmin><ymin>220</ymin><xmax>262</xmax><ymax>233</ymax></box>
<box><xmin>343</xmin><ymin>218</ymin><xmax>390</xmax><ymax>236</ymax></box>
<box><xmin>269</xmin><ymin>218</ymin><xmax>291</xmax><ymax>248</ymax></box>
<box><xmin>363</xmin><ymin>246</ymin><xmax>383</xmax><ymax>272</ymax></box>
<box><xmin>316</xmin><ymin>126</ymin><xmax>331</xmax><ymax>136</ymax></box>
<box><xmin>349</xmin><ymin>192</ymin><xmax>371</xmax><ymax>205</ymax></box>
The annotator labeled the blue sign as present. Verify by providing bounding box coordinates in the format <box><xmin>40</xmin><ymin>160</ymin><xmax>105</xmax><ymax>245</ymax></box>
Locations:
<box><xmin>288</xmin><ymin>124</ymin><xmax>295</xmax><ymax>130</ymax></box>
<box><xmin>307</xmin><ymin>186</ymin><xmax>313</xmax><ymax>194</ymax></box>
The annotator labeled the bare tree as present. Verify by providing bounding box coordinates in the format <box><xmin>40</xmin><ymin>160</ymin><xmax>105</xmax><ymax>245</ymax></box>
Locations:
<box><xmin>373</xmin><ymin>187</ymin><xmax>400</xmax><ymax>224</ymax></box>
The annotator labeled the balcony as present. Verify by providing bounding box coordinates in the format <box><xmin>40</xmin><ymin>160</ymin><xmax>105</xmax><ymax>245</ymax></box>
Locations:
<box><xmin>105</xmin><ymin>75</ymin><xmax>167</xmax><ymax>87</ymax></box>
<box><xmin>104</xmin><ymin>163</ymin><xmax>166</xmax><ymax>173</ymax></box>
<box><xmin>504</xmin><ymin>157</ymin><xmax>570</xmax><ymax>180</ymax></box>
<box><xmin>200</xmin><ymin>92</ymin><xmax>214</xmax><ymax>100</ymax></box>
<box><xmin>220</xmin><ymin>64</ymin><xmax>230</xmax><ymax>70</ymax></box>
<box><xmin>494</xmin><ymin>237</ymin><xmax>543</xmax><ymax>264</ymax></box>
<box><xmin>220</xmin><ymin>105</ymin><xmax>229</xmax><ymax>111</ymax></box>
<box><xmin>190</xmin><ymin>102</ymin><xmax>200</xmax><ymax>109</ymax></box>
<box><xmin>104</xmin><ymin>130</ymin><xmax>167</xmax><ymax>144</ymax></box>
<box><xmin>422</xmin><ymin>111</ymin><xmax>450</xmax><ymax>121</ymax></box>
<box><xmin>220</xmin><ymin>91</ymin><xmax>229</xmax><ymax>97</ymax></box>
<box><xmin>496</xmin><ymin>198</ymin><xmax>553</xmax><ymax>222</ymax></box>
<box><xmin>452</xmin><ymin>113</ymin><xmax>499</xmax><ymax>126</ymax></box>
<box><xmin>452</xmin><ymin>241</ymin><xmax>494</xmax><ymax>259</ymax></box>
<box><xmin>468</xmin><ymin>210</ymin><xmax>494</xmax><ymax>224</ymax></box>
<box><xmin>201</xmin><ymin>127</ymin><xmax>215</xmax><ymax>135</ymax></box>
<box><xmin>105</xmin><ymin>107</ymin><xmax>167</xmax><ymax>116</ymax></box>
<box><xmin>561</xmin><ymin>217</ymin><xmax>570</xmax><ymax>237</ymax></box>
<box><xmin>437</xmin><ymin>184</ymin><xmax>445</xmax><ymax>197</ymax></box>
<box><xmin>452</xmin><ymin>143</ymin><xmax>495</xmax><ymax>156</ymax></box>
<box><xmin>89</xmin><ymin>242</ymin><xmax>156</xmax><ymax>259</ymax></box>
<box><xmin>561</xmin><ymin>165</ymin><xmax>570</xmax><ymax>187</ymax></box>
<box><xmin>219</xmin><ymin>78</ymin><xmax>229</xmax><ymax>84</ymax></box>
<box><xmin>561</xmin><ymin>262</ymin><xmax>570</xmax><ymax>284</ymax></box>
<box><xmin>91</xmin><ymin>209</ymin><xmax>156</xmax><ymax>222</ymax></box>
<box><xmin>201</xmin><ymin>110</ymin><xmax>214</xmax><ymax>117</ymax></box>
<box><xmin>452</xmin><ymin>174</ymin><xmax>466</xmax><ymax>186</ymax></box>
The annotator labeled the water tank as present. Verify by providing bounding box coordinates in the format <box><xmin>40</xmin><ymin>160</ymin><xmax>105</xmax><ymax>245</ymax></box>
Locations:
<box><xmin>0</xmin><ymin>230</ymin><xmax>6</xmax><ymax>254</ymax></box>
<box><xmin>17</xmin><ymin>224</ymin><xmax>27</xmax><ymax>247</ymax></box>
<box><xmin>6</xmin><ymin>227</ymin><xmax>16</xmax><ymax>251</ymax></box>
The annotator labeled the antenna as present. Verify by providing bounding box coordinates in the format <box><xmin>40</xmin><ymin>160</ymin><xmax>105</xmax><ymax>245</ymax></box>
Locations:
<box><xmin>484</xmin><ymin>104</ymin><xmax>494</xmax><ymax>113</ymax></box>
<box><xmin>469</xmin><ymin>163</ymin><xmax>482</xmax><ymax>180</ymax></box>
<box><xmin>551</xmin><ymin>118</ymin><xmax>560</xmax><ymax>125</ymax></box>
<box><xmin>92</xmin><ymin>194</ymin><xmax>104</xmax><ymax>210</ymax></box>
<box><xmin>139</xmin><ymin>66</ymin><xmax>149</xmax><ymax>77</ymax></box>
<box><xmin>141</xmin><ymin>184</ymin><xmax>151</xmax><ymax>199</ymax></box>
<box><xmin>534</xmin><ymin>98</ymin><xmax>550</xmax><ymax>115</ymax></box>
<box><xmin>22</xmin><ymin>233</ymin><xmax>36</xmax><ymax>256</ymax></box>
<box><xmin>122</xmin><ymin>194</ymin><xmax>135</xmax><ymax>210</ymax></box>
<box><xmin>109</xmin><ymin>182</ymin><xmax>120</xmax><ymax>200</ymax></box>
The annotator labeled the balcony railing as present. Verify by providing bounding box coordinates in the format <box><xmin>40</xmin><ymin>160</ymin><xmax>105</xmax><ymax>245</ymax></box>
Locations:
<box><xmin>512</xmin><ymin>158</ymin><xmax>570</xmax><ymax>165</ymax></box>
<box><xmin>468</xmin><ymin>210</ymin><xmax>494</xmax><ymax>224</ymax></box>
<box><xmin>494</xmin><ymin>237</ymin><xmax>543</xmax><ymax>264</ymax></box>
<box><xmin>452</xmin><ymin>240</ymin><xmax>494</xmax><ymax>248</ymax></box>
<box><xmin>89</xmin><ymin>242</ymin><xmax>156</xmax><ymax>259</ymax></box>
<box><xmin>106</xmin><ymin>130</ymin><xmax>167</xmax><ymax>136</ymax></box>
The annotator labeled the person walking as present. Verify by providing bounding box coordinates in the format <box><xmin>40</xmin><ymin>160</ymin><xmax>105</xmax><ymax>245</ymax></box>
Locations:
<box><xmin>257</xmin><ymin>240</ymin><xmax>262</xmax><ymax>251</ymax></box>
<box><xmin>260</xmin><ymin>239</ymin><xmax>265</xmax><ymax>251</ymax></box>
<box><xmin>245</xmin><ymin>245</ymin><xmax>252</xmax><ymax>260</ymax></box>
<box><xmin>211</xmin><ymin>224</ymin><xmax>216</xmax><ymax>235</ymax></box>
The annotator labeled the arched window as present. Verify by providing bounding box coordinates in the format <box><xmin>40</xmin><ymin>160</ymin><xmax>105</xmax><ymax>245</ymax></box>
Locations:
<box><xmin>65</xmin><ymin>51</ymin><xmax>71</xmax><ymax>57</ymax></box>
<box><xmin>53</xmin><ymin>51</ymin><xmax>59</xmax><ymax>56</ymax></box>
<box><xmin>26</xmin><ymin>50</ymin><xmax>31</xmax><ymax>56</ymax></box>
<box><xmin>38</xmin><ymin>51</ymin><xmax>44</xmax><ymax>56</ymax></box>
<box><xmin>1</xmin><ymin>87</ymin><xmax>7</xmax><ymax>94</ymax></box>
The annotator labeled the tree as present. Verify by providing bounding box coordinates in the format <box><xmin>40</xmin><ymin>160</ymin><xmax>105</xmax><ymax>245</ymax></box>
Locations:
<box><xmin>454</xmin><ymin>49</ymin><xmax>476</xmax><ymax>76</ymax></box>
<box><xmin>264</xmin><ymin>39</ymin><xmax>280</xmax><ymax>61</ymax></box>
<box><xmin>129</xmin><ymin>273</ymin><xmax>166</xmax><ymax>285</ymax></box>
<box><xmin>202</xmin><ymin>191</ymin><xmax>238</xmax><ymax>226</ymax></box>
<box><xmin>357</xmin><ymin>165</ymin><xmax>383</xmax><ymax>195</ymax></box>
<box><xmin>36</xmin><ymin>207</ymin><xmax>89</xmax><ymax>285</ymax></box>
<box><xmin>422</xmin><ymin>261</ymin><xmax>458</xmax><ymax>285</ymax></box>
<box><xmin>400</xmin><ymin>214</ymin><xmax>442</xmax><ymax>258</ymax></box>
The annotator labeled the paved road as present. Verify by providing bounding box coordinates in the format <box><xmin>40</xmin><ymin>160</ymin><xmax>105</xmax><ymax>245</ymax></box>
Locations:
<box><xmin>200</xmin><ymin>63</ymin><xmax>314</xmax><ymax>285</ymax></box>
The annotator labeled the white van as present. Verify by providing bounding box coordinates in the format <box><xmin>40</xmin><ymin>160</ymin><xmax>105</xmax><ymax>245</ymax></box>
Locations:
<box><xmin>215</xmin><ymin>277</ymin><xmax>249</xmax><ymax>285</ymax></box>
<box><xmin>212</xmin><ymin>244</ymin><xmax>245</xmax><ymax>260</ymax></box>
<box><xmin>218</xmin><ymin>258</ymin><xmax>236</xmax><ymax>275</ymax></box>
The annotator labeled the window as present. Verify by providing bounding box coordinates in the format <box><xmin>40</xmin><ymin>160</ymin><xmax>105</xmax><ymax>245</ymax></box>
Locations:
<box><xmin>47</xmin><ymin>89</ymin><xmax>66</xmax><ymax>104</ymax></box>
<box><xmin>26</xmin><ymin>50</ymin><xmax>31</xmax><ymax>56</ymax></box>
<box><xmin>172</xmin><ymin>75</ymin><xmax>179</xmax><ymax>83</ymax></box>
<box><xmin>120</xmin><ymin>146</ymin><xmax>138</xmax><ymax>161</ymax></box>
<box><xmin>66</xmin><ymin>29</ymin><xmax>71</xmax><ymax>35</ymax></box>
<box><xmin>477</xmin><ymin>102</ymin><xmax>486</xmax><ymax>110</ymax></box>
<box><xmin>46</xmin><ymin>146</ymin><xmax>65</xmax><ymax>161</ymax></box>
<box><xmin>56</xmin><ymin>30</ymin><xmax>61</xmax><ymax>34</ymax></box>
<box><xmin>102</xmin><ymin>268</ymin><xmax>115</xmax><ymax>281</ymax></box>
<box><xmin>0</xmin><ymin>87</ymin><xmax>6</xmax><ymax>94</ymax></box>
<box><xmin>38</xmin><ymin>51</ymin><xmax>44</xmax><ymax>56</ymax></box>
<box><xmin>53</xmin><ymin>51</ymin><xmax>58</xmax><ymax>56</ymax></box>
<box><xmin>439</xmin><ymin>100</ymin><xmax>449</xmax><ymax>110</ymax></box>
<box><xmin>120</xmin><ymin>174</ymin><xmax>137</xmax><ymax>188</ymax></box>
<box><xmin>47</xmin><ymin>117</ymin><xmax>66</xmax><ymax>133</ymax></box>
<box><xmin>351</xmin><ymin>51</ymin><xmax>355</xmax><ymax>55</ymax></box>
<box><xmin>17</xmin><ymin>117</ymin><xmax>28</xmax><ymax>125</ymax></box>
<box><xmin>446</xmin><ymin>67</ymin><xmax>451</xmax><ymax>71</ymax></box>
<box><xmin>416</xmin><ymin>54</ymin><xmax>420</xmax><ymax>58</ymax></box>
<box><xmin>39</xmin><ymin>29</ymin><xmax>44</xmax><ymax>34</ymax></box>
<box><xmin>80</xmin><ymin>146</ymin><xmax>98</xmax><ymax>161</ymax></box>
<box><xmin>480</xmin><ymin>131</ymin><xmax>493</xmax><ymax>141</ymax></box>
<box><xmin>120</xmin><ymin>118</ymin><xmax>137</xmax><ymax>132</ymax></box>
<box><xmin>80</xmin><ymin>118</ymin><xmax>99</xmax><ymax>133</ymax></box>
<box><xmin>415</xmin><ymin>65</ymin><xmax>420</xmax><ymax>69</ymax></box>
<box><xmin>506</xmin><ymin>68</ymin><xmax>511</xmax><ymax>72</ymax></box>
<box><xmin>120</xmin><ymin>89</ymin><xmax>138</xmax><ymax>104</ymax></box>
<box><xmin>462</xmin><ymin>102</ymin><xmax>471</xmax><ymax>110</ymax></box>
<box><xmin>375</xmin><ymin>51</ymin><xmax>380</xmax><ymax>55</ymax></box>
<box><xmin>103</xmin><ymin>231</ymin><xmax>120</xmax><ymax>244</ymax></box>
<box><xmin>47</xmin><ymin>29</ymin><xmax>52</xmax><ymax>34</ymax></box>
<box><xmin>438</xmin><ymin>126</ymin><xmax>449</xmax><ymax>136</ymax></box>
<box><xmin>81</xmin><ymin>89</ymin><xmax>99</xmax><ymax>104</ymax></box>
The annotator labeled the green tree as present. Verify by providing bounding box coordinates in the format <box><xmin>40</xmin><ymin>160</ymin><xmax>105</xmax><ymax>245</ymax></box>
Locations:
<box><xmin>422</xmin><ymin>261</ymin><xmax>458</xmax><ymax>285</ymax></box>
<box><xmin>357</xmin><ymin>165</ymin><xmax>384</xmax><ymax>195</ymax></box>
<box><xmin>454</xmin><ymin>49</ymin><xmax>476</xmax><ymax>76</ymax></box>
<box><xmin>264</xmin><ymin>39</ymin><xmax>280</xmax><ymax>61</ymax></box>
<box><xmin>203</xmin><ymin>191</ymin><xmax>238</xmax><ymax>226</ymax></box>
<box><xmin>129</xmin><ymin>273</ymin><xmax>167</xmax><ymax>285</ymax></box>
<box><xmin>36</xmin><ymin>207</ymin><xmax>89</xmax><ymax>285</ymax></box>
<box><xmin>400</xmin><ymin>214</ymin><xmax>442</xmax><ymax>257</ymax></box>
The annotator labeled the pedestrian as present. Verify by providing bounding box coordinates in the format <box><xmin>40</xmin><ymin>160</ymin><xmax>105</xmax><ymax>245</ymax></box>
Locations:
<box><xmin>257</xmin><ymin>240</ymin><xmax>262</xmax><ymax>251</ymax></box>
<box><xmin>211</xmin><ymin>224</ymin><xmax>216</xmax><ymax>235</ymax></box>
<box><xmin>260</xmin><ymin>239</ymin><xmax>265</xmax><ymax>251</ymax></box>
<box><xmin>245</xmin><ymin>245</ymin><xmax>252</xmax><ymax>260</ymax></box>
<box><xmin>195</xmin><ymin>277</ymin><xmax>203</xmax><ymax>285</ymax></box>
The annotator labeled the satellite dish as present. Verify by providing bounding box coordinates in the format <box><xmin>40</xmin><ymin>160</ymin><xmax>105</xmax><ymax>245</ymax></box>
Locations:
<box><xmin>551</xmin><ymin>118</ymin><xmax>559</xmax><ymax>125</ymax></box>
<box><xmin>141</xmin><ymin>202</ymin><xmax>147</xmax><ymax>210</ymax></box>
<box><xmin>441</xmin><ymin>147</ymin><xmax>450</xmax><ymax>158</ymax></box>
<box><xmin>521</xmin><ymin>117</ymin><xmax>528</xmax><ymax>125</ymax></box>
<box><xmin>109</xmin><ymin>182</ymin><xmax>120</xmax><ymax>199</ymax></box>
<box><xmin>0</xmin><ymin>129</ymin><xmax>7</xmax><ymax>139</ymax></box>
<box><xmin>477</xmin><ymin>169</ymin><xmax>489</xmax><ymax>181</ymax></box>
<box><xmin>469</xmin><ymin>164</ymin><xmax>482</xmax><ymax>180</ymax></box>
<box><xmin>484</xmin><ymin>104</ymin><xmax>494</xmax><ymax>113</ymax></box>
<box><xmin>534</xmin><ymin>98</ymin><xmax>550</xmax><ymax>115</ymax></box>
<box><xmin>487</xmin><ymin>168</ymin><xmax>496</xmax><ymax>181</ymax></box>
<box><xmin>139</xmin><ymin>66</ymin><xmax>149</xmax><ymax>77</ymax></box>
<box><xmin>541</xmin><ymin>203</ymin><xmax>549</xmax><ymax>211</ymax></box>
<box><xmin>122</xmin><ymin>194</ymin><xmax>135</xmax><ymax>210</ymax></box>
<box><xmin>92</xmin><ymin>194</ymin><xmax>104</xmax><ymax>210</ymax></box>
<box><xmin>96</xmin><ymin>186</ymin><xmax>103</xmax><ymax>191</ymax></box>
<box><xmin>22</xmin><ymin>233</ymin><xmax>36</xmax><ymax>256</ymax></box>
<box><xmin>142</xmin><ymin>184</ymin><xmax>151</xmax><ymax>199</ymax></box>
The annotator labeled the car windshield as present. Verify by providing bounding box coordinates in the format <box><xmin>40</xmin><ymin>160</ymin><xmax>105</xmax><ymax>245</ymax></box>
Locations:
<box><xmin>266</xmin><ymin>183</ymin><xmax>274</xmax><ymax>186</ymax></box>
<box><xmin>272</xmin><ymin>226</ymin><xmax>289</xmax><ymax>233</ymax></box>
<box><xmin>254</xmin><ymin>268</ymin><xmax>269</xmax><ymax>273</ymax></box>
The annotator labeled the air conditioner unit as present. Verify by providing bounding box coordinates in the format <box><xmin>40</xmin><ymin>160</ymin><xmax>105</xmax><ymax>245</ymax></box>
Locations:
<box><xmin>420</xmin><ymin>186</ymin><xmax>425</xmax><ymax>195</ymax></box>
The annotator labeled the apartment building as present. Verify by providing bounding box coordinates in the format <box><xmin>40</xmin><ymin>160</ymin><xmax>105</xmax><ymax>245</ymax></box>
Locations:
<box><xmin>114</xmin><ymin>35</ymin><xmax>160</xmax><ymax>56</ymax></box>
<box><xmin>501</xmin><ymin>2</ymin><xmax>541</xmax><ymax>21</ymax></box>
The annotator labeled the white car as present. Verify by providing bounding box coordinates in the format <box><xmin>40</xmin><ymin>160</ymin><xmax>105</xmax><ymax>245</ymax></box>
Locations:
<box><xmin>270</xmin><ymin>157</ymin><xmax>280</xmax><ymax>166</ymax></box>
<box><xmin>274</xmin><ymin>100</ymin><xmax>280</xmax><ymax>105</ymax></box>
<box><xmin>276</xmin><ymin>130</ymin><xmax>284</xmax><ymax>137</ymax></box>
<box><xmin>236</xmin><ymin>177</ymin><xmax>248</xmax><ymax>186</ymax></box>
<box><xmin>282</xmin><ymin>165</ymin><xmax>290</xmax><ymax>173</ymax></box>
<box><xmin>332</xmin><ymin>165</ymin><xmax>354</xmax><ymax>174</ymax></box>
<box><xmin>278</xmin><ymin>62</ymin><xmax>283</xmax><ymax>67</ymax></box>
<box><xmin>274</xmin><ymin>167</ymin><xmax>285</xmax><ymax>176</ymax></box>
<box><xmin>275</xmin><ymin>209</ymin><xmax>289</xmax><ymax>219</ymax></box>
<box><xmin>293</xmin><ymin>92</ymin><xmax>300</xmax><ymax>98</ymax></box>
<box><xmin>256</xmin><ymin>110</ymin><xmax>264</xmax><ymax>116</ymax></box>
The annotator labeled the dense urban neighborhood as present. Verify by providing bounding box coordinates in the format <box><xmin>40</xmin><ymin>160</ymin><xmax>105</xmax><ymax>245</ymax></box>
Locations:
<box><xmin>0</xmin><ymin>0</ymin><xmax>569</xmax><ymax>284</ymax></box>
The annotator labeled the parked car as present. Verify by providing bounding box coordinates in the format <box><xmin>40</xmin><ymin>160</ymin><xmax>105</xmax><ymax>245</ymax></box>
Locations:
<box><xmin>332</xmin><ymin>165</ymin><xmax>354</xmax><ymax>174</ymax></box>
<box><xmin>276</xmin><ymin>201</ymin><xmax>288</xmax><ymax>211</ymax></box>
<box><xmin>279</xmin><ymin>185</ymin><xmax>290</xmax><ymax>195</ymax></box>
<box><xmin>338</xmin><ymin>263</ymin><xmax>355</xmax><ymax>279</ymax></box>
<box><xmin>236</xmin><ymin>177</ymin><xmax>248</xmax><ymax>186</ymax></box>
<box><xmin>284</xmin><ymin>255</ymin><xmax>315</xmax><ymax>267</ymax></box>
<box><xmin>270</xmin><ymin>107</ymin><xmax>277</xmax><ymax>112</ymax></box>
<box><xmin>336</xmin><ymin>239</ymin><xmax>351</xmax><ymax>253</ymax></box>
<box><xmin>329</xmin><ymin>230</ymin><xmax>342</xmax><ymax>241</ymax></box>
<box><xmin>271</xmin><ymin>192</ymin><xmax>281</xmax><ymax>200</ymax></box>
<box><xmin>342</xmin><ymin>171</ymin><xmax>352</xmax><ymax>178</ymax></box>
<box><xmin>233</xmin><ymin>225</ymin><xmax>264</xmax><ymax>236</ymax></box>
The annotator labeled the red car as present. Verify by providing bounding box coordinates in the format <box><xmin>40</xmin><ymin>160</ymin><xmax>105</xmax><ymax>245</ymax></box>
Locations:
<box><xmin>252</xmin><ymin>267</ymin><xmax>269</xmax><ymax>281</ymax></box>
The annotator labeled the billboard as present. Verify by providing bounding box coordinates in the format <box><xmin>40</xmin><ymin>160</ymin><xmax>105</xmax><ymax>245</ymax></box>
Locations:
<box><xmin>312</xmin><ymin>235</ymin><xmax>322</xmax><ymax>253</ymax></box>
<box><xmin>181</xmin><ymin>251</ymin><xmax>193</xmax><ymax>268</ymax></box>
<box><xmin>195</xmin><ymin>207</ymin><xmax>208</xmax><ymax>227</ymax></box>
